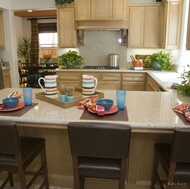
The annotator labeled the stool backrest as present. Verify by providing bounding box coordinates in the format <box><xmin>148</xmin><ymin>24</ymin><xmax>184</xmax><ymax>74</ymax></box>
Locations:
<box><xmin>0</xmin><ymin>121</ymin><xmax>21</xmax><ymax>154</ymax></box>
<box><xmin>171</xmin><ymin>128</ymin><xmax>190</xmax><ymax>162</ymax></box>
<box><xmin>68</xmin><ymin>122</ymin><xmax>131</xmax><ymax>158</ymax></box>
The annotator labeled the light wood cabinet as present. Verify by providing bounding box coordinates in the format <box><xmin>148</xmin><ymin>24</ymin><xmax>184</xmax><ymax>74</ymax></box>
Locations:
<box><xmin>146</xmin><ymin>75</ymin><xmax>164</xmax><ymax>91</ymax></box>
<box><xmin>75</xmin><ymin>0</ymin><xmax>127</xmax><ymax>20</ymax></box>
<box><xmin>0</xmin><ymin>11</ymin><xmax>5</xmax><ymax>49</ymax></box>
<box><xmin>128</xmin><ymin>3</ymin><xmax>161</xmax><ymax>48</ymax></box>
<box><xmin>160</xmin><ymin>0</ymin><xmax>183</xmax><ymax>49</ymax></box>
<box><xmin>97</xmin><ymin>73</ymin><xmax>121</xmax><ymax>90</ymax></box>
<box><xmin>75</xmin><ymin>0</ymin><xmax>128</xmax><ymax>29</ymax></box>
<box><xmin>57</xmin><ymin>7</ymin><xmax>77</xmax><ymax>48</ymax></box>
<box><xmin>57</xmin><ymin>72</ymin><xmax>81</xmax><ymax>88</ymax></box>
<box><xmin>2</xmin><ymin>69</ymin><xmax>11</xmax><ymax>88</ymax></box>
<box><xmin>186</xmin><ymin>1</ymin><xmax>190</xmax><ymax>50</ymax></box>
<box><xmin>121</xmin><ymin>73</ymin><xmax>146</xmax><ymax>91</ymax></box>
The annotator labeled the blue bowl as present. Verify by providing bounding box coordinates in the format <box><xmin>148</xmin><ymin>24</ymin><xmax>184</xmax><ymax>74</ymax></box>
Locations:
<box><xmin>3</xmin><ymin>97</ymin><xmax>19</xmax><ymax>109</ymax></box>
<box><xmin>96</xmin><ymin>99</ymin><xmax>113</xmax><ymax>111</ymax></box>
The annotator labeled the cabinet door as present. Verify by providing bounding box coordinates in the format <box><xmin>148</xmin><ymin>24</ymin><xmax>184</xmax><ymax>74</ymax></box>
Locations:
<box><xmin>161</xmin><ymin>0</ymin><xmax>183</xmax><ymax>49</ymax></box>
<box><xmin>97</xmin><ymin>81</ymin><xmax>120</xmax><ymax>90</ymax></box>
<box><xmin>3</xmin><ymin>69</ymin><xmax>11</xmax><ymax>88</ymax></box>
<box><xmin>0</xmin><ymin>11</ymin><xmax>5</xmax><ymax>49</ymax></box>
<box><xmin>122</xmin><ymin>82</ymin><xmax>145</xmax><ymax>91</ymax></box>
<box><xmin>144</xmin><ymin>6</ymin><xmax>160</xmax><ymax>48</ymax></box>
<box><xmin>91</xmin><ymin>0</ymin><xmax>112</xmax><ymax>20</ymax></box>
<box><xmin>113</xmin><ymin>0</ymin><xmax>126</xmax><ymax>19</ymax></box>
<box><xmin>186</xmin><ymin>2</ymin><xmax>190</xmax><ymax>50</ymax></box>
<box><xmin>75</xmin><ymin>0</ymin><xmax>90</xmax><ymax>20</ymax></box>
<box><xmin>57</xmin><ymin>7</ymin><xmax>77</xmax><ymax>48</ymax></box>
<box><xmin>128</xmin><ymin>6</ymin><xmax>144</xmax><ymax>48</ymax></box>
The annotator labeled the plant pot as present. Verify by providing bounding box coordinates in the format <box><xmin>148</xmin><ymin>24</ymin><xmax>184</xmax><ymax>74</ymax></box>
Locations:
<box><xmin>60</xmin><ymin>95</ymin><xmax>66</xmax><ymax>102</ymax></box>
<box><xmin>45</xmin><ymin>59</ymin><xmax>52</xmax><ymax>64</ymax></box>
<box><xmin>153</xmin><ymin>61</ymin><xmax>162</xmax><ymax>71</ymax></box>
<box><xmin>66</xmin><ymin>95</ymin><xmax>74</xmax><ymax>102</ymax></box>
<box><xmin>66</xmin><ymin>61</ymin><xmax>76</xmax><ymax>69</ymax></box>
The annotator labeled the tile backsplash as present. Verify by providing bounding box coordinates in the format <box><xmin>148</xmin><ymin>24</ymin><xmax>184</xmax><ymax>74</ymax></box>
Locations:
<box><xmin>79</xmin><ymin>30</ymin><xmax>128</xmax><ymax>68</ymax></box>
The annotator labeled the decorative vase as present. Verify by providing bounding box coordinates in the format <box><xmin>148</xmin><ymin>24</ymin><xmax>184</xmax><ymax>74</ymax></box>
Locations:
<box><xmin>60</xmin><ymin>95</ymin><xmax>66</xmax><ymax>102</ymax></box>
<box><xmin>66</xmin><ymin>95</ymin><xmax>74</xmax><ymax>102</ymax></box>
<box><xmin>45</xmin><ymin>59</ymin><xmax>52</xmax><ymax>64</ymax></box>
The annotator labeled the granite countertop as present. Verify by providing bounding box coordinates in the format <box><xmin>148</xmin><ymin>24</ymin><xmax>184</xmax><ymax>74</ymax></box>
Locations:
<box><xmin>0</xmin><ymin>75</ymin><xmax>189</xmax><ymax>131</ymax></box>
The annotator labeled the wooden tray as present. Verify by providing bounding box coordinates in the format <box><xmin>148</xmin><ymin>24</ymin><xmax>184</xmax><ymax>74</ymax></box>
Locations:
<box><xmin>35</xmin><ymin>88</ymin><xmax>104</xmax><ymax>109</ymax></box>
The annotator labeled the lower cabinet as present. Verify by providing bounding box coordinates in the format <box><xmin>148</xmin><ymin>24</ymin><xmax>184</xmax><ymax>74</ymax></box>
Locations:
<box><xmin>2</xmin><ymin>69</ymin><xmax>11</xmax><ymax>88</ymax></box>
<box><xmin>57</xmin><ymin>72</ymin><xmax>81</xmax><ymax>88</ymax></box>
<box><xmin>146</xmin><ymin>75</ymin><xmax>164</xmax><ymax>91</ymax></box>
<box><xmin>56</xmin><ymin>71</ymin><xmax>165</xmax><ymax>92</ymax></box>
<box><xmin>121</xmin><ymin>73</ymin><xmax>146</xmax><ymax>91</ymax></box>
<box><xmin>96</xmin><ymin>73</ymin><xmax>121</xmax><ymax>90</ymax></box>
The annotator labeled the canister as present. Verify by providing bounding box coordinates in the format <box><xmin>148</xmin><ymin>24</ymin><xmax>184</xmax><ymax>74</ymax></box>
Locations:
<box><xmin>108</xmin><ymin>54</ymin><xmax>119</xmax><ymax>67</ymax></box>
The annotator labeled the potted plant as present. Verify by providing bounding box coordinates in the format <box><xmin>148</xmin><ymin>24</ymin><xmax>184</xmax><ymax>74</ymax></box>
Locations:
<box><xmin>58</xmin><ymin>50</ymin><xmax>84</xmax><ymax>69</ymax></box>
<box><xmin>43</xmin><ymin>54</ymin><xmax>52</xmax><ymax>64</ymax></box>
<box><xmin>177</xmin><ymin>66</ymin><xmax>190</xmax><ymax>96</ymax></box>
<box><xmin>144</xmin><ymin>51</ymin><xmax>172</xmax><ymax>71</ymax></box>
<box><xmin>66</xmin><ymin>86</ymin><xmax>75</xmax><ymax>102</ymax></box>
<box><xmin>17</xmin><ymin>36</ymin><xmax>31</xmax><ymax>63</ymax></box>
<box><xmin>55</xmin><ymin>0</ymin><xmax>74</xmax><ymax>6</ymax></box>
<box><xmin>59</xmin><ymin>85</ymin><xmax>68</xmax><ymax>102</ymax></box>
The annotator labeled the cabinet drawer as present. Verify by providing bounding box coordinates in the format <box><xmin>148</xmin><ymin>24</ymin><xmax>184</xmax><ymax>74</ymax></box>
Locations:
<box><xmin>58</xmin><ymin>73</ymin><xmax>81</xmax><ymax>80</ymax></box>
<box><xmin>2</xmin><ymin>70</ymin><xmax>10</xmax><ymax>77</ymax></box>
<box><xmin>122</xmin><ymin>73</ymin><xmax>145</xmax><ymax>81</ymax></box>
<box><xmin>58</xmin><ymin>80</ymin><xmax>81</xmax><ymax>88</ymax></box>
<box><xmin>101</xmin><ymin>73</ymin><xmax>121</xmax><ymax>81</ymax></box>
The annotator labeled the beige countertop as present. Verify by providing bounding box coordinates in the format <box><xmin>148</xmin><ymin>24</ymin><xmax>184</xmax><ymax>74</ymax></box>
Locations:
<box><xmin>0</xmin><ymin>79</ymin><xmax>189</xmax><ymax>131</ymax></box>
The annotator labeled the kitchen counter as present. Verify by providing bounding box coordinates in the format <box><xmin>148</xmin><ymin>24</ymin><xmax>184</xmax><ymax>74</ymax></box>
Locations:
<box><xmin>0</xmin><ymin>72</ymin><xmax>189</xmax><ymax>189</ymax></box>
<box><xmin>0</xmin><ymin>85</ymin><xmax>188</xmax><ymax>131</ymax></box>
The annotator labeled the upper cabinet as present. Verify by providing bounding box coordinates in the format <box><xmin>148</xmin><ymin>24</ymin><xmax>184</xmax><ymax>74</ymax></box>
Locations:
<box><xmin>128</xmin><ymin>3</ymin><xmax>161</xmax><ymax>48</ymax></box>
<box><xmin>160</xmin><ymin>0</ymin><xmax>183</xmax><ymax>49</ymax></box>
<box><xmin>57</xmin><ymin>6</ymin><xmax>77</xmax><ymax>48</ymax></box>
<box><xmin>0</xmin><ymin>11</ymin><xmax>5</xmax><ymax>49</ymax></box>
<box><xmin>186</xmin><ymin>1</ymin><xmax>190</xmax><ymax>50</ymax></box>
<box><xmin>75</xmin><ymin>0</ymin><xmax>128</xmax><ymax>29</ymax></box>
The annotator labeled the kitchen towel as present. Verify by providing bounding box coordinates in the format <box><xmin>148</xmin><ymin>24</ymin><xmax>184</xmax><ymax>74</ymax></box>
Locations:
<box><xmin>0</xmin><ymin>103</ymin><xmax>38</xmax><ymax>117</ymax></box>
<box><xmin>80</xmin><ymin>107</ymin><xmax>129</xmax><ymax>121</ymax></box>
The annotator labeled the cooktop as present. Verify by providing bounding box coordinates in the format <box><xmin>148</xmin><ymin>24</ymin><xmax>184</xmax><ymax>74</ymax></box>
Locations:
<box><xmin>83</xmin><ymin>66</ymin><xmax>120</xmax><ymax>70</ymax></box>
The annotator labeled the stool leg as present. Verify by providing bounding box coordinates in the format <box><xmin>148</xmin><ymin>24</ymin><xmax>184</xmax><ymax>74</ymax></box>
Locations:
<box><xmin>8</xmin><ymin>173</ymin><xmax>14</xmax><ymax>187</ymax></box>
<box><xmin>119</xmin><ymin>159</ymin><xmax>127</xmax><ymax>189</ymax></box>
<box><xmin>41</xmin><ymin>148</ymin><xmax>49</xmax><ymax>189</ymax></box>
<box><xmin>151</xmin><ymin>153</ymin><xmax>159</xmax><ymax>189</ymax></box>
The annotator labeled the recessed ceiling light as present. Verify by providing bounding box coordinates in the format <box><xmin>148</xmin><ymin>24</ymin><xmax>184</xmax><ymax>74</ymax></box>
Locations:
<box><xmin>27</xmin><ymin>10</ymin><xmax>33</xmax><ymax>12</ymax></box>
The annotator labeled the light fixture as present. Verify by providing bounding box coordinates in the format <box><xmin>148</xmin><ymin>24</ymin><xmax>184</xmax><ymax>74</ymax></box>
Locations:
<box><xmin>27</xmin><ymin>10</ymin><xmax>33</xmax><ymax>12</ymax></box>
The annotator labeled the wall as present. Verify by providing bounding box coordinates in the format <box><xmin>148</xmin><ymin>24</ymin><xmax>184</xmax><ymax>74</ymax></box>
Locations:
<box><xmin>79</xmin><ymin>30</ymin><xmax>127</xmax><ymax>68</ymax></box>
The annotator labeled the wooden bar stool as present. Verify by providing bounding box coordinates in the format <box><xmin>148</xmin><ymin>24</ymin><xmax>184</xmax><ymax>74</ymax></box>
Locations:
<box><xmin>0</xmin><ymin>121</ymin><xmax>49</xmax><ymax>189</ymax></box>
<box><xmin>151</xmin><ymin>128</ymin><xmax>190</xmax><ymax>189</ymax></box>
<box><xmin>67</xmin><ymin>122</ymin><xmax>131</xmax><ymax>189</ymax></box>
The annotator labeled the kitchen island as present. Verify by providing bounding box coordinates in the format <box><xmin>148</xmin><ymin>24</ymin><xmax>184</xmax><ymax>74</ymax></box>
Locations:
<box><xmin>0</xmin><ymin>87</ymin><xmax>189</xmax><ymax>189</ymax></box>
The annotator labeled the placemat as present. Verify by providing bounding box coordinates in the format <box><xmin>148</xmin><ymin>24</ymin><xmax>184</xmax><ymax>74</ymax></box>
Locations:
<box><xmin>0</xmin><ymin>103</ymin><xmax>38</xmax><ymax>117</ymax></box>
<box><xmin>80</xmin><ymin>107</ymin><xmax>129</xmax><ymax>121</ymax></box>
<box><xmin>173</xmin><ymin>109</ymin><xmax>190</xmax><ymax>126</ymax></box>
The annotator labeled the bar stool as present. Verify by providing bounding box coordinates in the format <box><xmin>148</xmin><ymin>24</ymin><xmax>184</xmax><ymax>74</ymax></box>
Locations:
<box><xmin>67</xmin><ymin>122</ymin><xmax>131</xmax><ymax>189</ymax></box>
<box><xmin>0</xmin><ymin>120</ymin><xmax>49</xmax><ymax>189</ymax></box>
<box><xmin>151</xmin><ymin>128</ymin><xmax>190</xmax><ymax>189</ymax></box>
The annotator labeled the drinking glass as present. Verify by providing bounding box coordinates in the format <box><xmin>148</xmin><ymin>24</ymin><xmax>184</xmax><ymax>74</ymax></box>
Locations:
<box><xmin>116</xmin><ymin>90</ymin><xmax>126</xmax><ymax>110</ymax></box>
<box><xmin>22</xmin><ymin>87</ymin><xmax>32</xmax><ymax>106</ymax></box>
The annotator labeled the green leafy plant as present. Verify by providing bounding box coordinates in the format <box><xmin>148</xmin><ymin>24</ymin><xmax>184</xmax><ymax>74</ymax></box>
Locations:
<box><xmin>58</xmin><ymin>50</ymin><xmax>84</xmax><ymax>68</ymax></box>
<box><xmin>55</xmin><ymin>0</ymin><xmax>74</xmax><ymax>6</ymax></box>
<box><xmin>177</xmin><ymin>67</ymin><xmax>190</xmax><ymax>96</ymax></box>
<box><xmin>144</xmin><ymin>51</ymin><xmax>172</xmax><ymax>71</ymax></box>
<box><xmin>17</xmin><ymin>36</ymin><xmax>31</xmax><ymax>63</ymax></box>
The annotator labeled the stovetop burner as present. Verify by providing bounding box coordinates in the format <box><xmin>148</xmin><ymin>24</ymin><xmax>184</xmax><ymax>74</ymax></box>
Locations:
<box><xmin>83</xmin><ymin>66</ymin><xmax>120</xmax><ymax>70</ymax></box>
